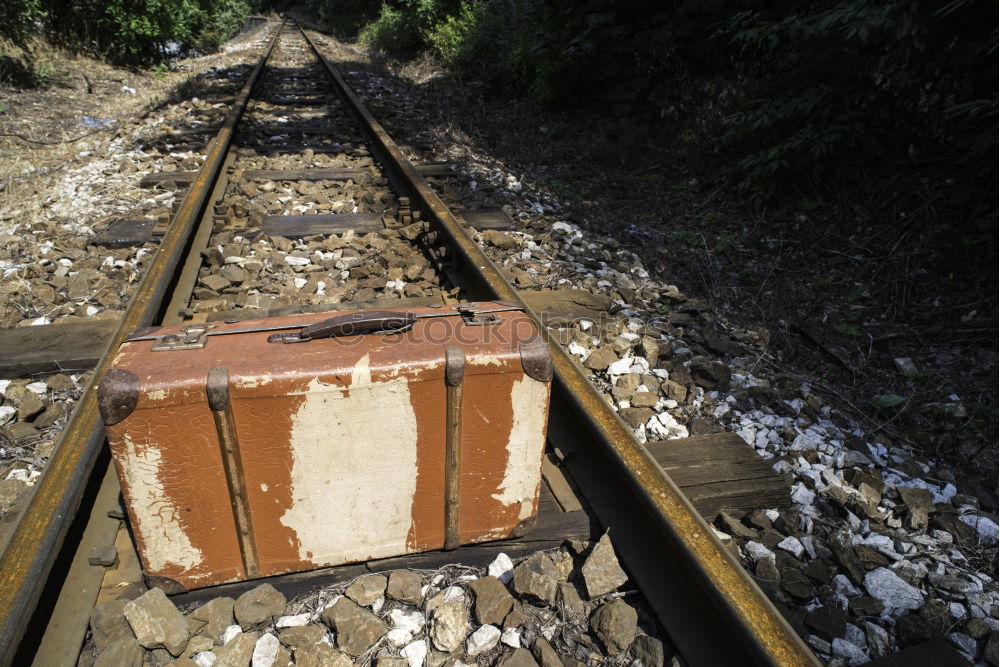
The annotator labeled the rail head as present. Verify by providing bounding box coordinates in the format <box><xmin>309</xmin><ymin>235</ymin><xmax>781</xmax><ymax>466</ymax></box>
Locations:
<box><xmin>0</xmin><ymin>21</ymin><xmax>286</xmax><ymax>665</ymax></box>
<box><xmin>297</xmin><ymin>24</ymin><xmax>818</xmax><ymax>667</ymax></box>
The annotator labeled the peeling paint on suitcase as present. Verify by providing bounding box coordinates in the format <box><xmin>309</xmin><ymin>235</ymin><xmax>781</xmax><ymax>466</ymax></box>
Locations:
<box><xmin>98</xmin><ymin>302</ymin><xmax>552</xmax><ymax>591</ymax></box>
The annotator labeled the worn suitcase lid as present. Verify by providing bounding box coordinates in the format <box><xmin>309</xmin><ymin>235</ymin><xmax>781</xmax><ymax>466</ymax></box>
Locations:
<box><xmin>100</xmin><ymin>301</ymin><xmax>551</xmax><ymax>420</ymax></box>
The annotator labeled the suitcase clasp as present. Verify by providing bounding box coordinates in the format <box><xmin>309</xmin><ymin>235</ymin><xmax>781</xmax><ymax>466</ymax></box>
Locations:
<box><xmin>151</xmin><ymin>324</ymin><xmax>215</xmax><ymax>351</ymax></box>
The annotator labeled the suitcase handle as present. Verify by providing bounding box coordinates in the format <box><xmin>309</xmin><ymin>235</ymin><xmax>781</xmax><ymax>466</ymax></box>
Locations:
<box><xmin>267</xmin><ymin>311</ymin><xmax>417</xmax><ymax>342</ymax></box>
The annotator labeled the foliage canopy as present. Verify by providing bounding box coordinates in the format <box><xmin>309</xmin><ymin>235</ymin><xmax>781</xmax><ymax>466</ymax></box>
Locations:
<box><xmin>1</xmin><ymin>0</ymin><xmax>250</xmax><ymax>66</ymax></box>
<box><xmin>310</xmin><ymin>0</ymin><xmax>996</xmax><ymax>206</ymax></box>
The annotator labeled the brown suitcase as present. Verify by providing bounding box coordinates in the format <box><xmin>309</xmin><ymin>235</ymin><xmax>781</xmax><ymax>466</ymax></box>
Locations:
<box><xmin>98</xmin><ymin>302</ymin><xmax>552</xmax><ymax>592</ymax></box>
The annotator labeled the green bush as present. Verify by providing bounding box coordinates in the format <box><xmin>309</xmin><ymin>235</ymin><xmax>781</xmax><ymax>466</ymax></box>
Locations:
<box><xmin>2</xmin><ymin>0</ymin><xmax>248</xmax><ymax>68</ymax></box>
<box><xmin>0</xmin><ymin>0</ymin><xmax>42</xmax><ymax>50</ymax></box>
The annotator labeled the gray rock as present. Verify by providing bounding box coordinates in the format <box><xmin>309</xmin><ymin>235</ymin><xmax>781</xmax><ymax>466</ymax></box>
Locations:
<box><xmin>320</xmin><ymin>596</ymin><xmax>387</xmax><ymax>656</ymax></box>
<box><xmin>190</xmin><ymin>597</ymin><xmax>235</xmax><ymax>643</ymax></box>
<box><xmin>558</xmin><ymin>582</ymin><xmax>586</xmax><ymax>618</ymax></box>
<box><xmin>829</xmin><ymin>534</ymin><xmax>865</xmax><ymax>586</ymax></box>
<box><xmin>215</xmin><ymin>630</ymin><xmax>258</xmax><ymax>666</ymax></box>
<box><xmin>387</xmin><ymin>570</ymin><xmax>424</xmax><ymax>605</ymax></box>
<box><xmin>985</xmin><ymin>633</ymin><xmax>998</xmax><ymax>667</ymax></box>
<box><xmin>863</xmin><ymin>567</ymin><xmax>923</xmax><ymax>612</ymax></box>
<box><xmin>498</xmin><ymin>648</ymin><xmax>540</xmax><ymax>667</ymax></box>
<box><xmin>630</xmin><ymin>635</ymin><xmax>665</xmax><ymax>667</ymax></box>
<box><xmin>123</xmin><ymin>587</ymin><xmax>190</xmax><ymax>656</ymax></box>
<box><xmin>0</xmin><ymin>478</ymin><xmax>28</xmax><ymax>512</ymax></box>
<box><xmin>94</xmin><ymin>635</ymin><xmax>144</xmax><ymax>667</ymax></box>
<box><xmin>847</xmin><ymin>596</ymin><xmax>884</xmax><ymax>618</ymax></box>
<box><xmin>620</xmin><ymin>407</ymin><xmax>655</xmax><ymax>429</ymax></box>
<box><xmin>469</xmin><ymin>576</ymin><xmax>515</xmax><ymax>626</ymax></box>
<box><xmin>88</xmin><ymin>545</ymin><xmax>118</xmax><ymax>567</ymax></box>
<box><xmin>532</xmin><ymin>636</ymin><xmax>563</xmax><ymax>667</ymax></box>
<box><xmin>294</xmin><ymin>643</ymin><xmax>352</xmax><ymax>667</ymax></box>
<box><xmin>345</xmin><ymin>573</ymin><xmax>387</xmax><ymax>607</ymax></box>
<box><xmin>235</xmin><ymin>584</ymin><xmax>286</xmax><ymax>629</ymax></box>
<box><xmin>376</xmin><ymin>657</ymin><xmax>409</xmax><ymax>667</ymax></box>
<box><xmin>512</xmin><ymin>552</ymin><xmax>559</xmax><ymax>606</ymax></box>
<box><xmin>896</xmin><ymin>613</ymin><xmax>931</xmax><ymax>648</ymax></box>
<box><xmin>585</xmin><ymin>347</ymin><xmax>618</xmax><ymax>371</ymax></box>
<box><xmin>482</xmin><ymin>230</ymin><xmax>520</xmax><ymax>250</ymax></box>
<box><xmin>661</xmin><ymin>380</ymin><xmax>687</xmax><ymax>403</ymax></box>
<box><xmin>429</xmin><ymin>599</ymin><xmax>468</xmax><ymax>653</ymax></box>
<box><xmin>581</xmin><ymin>533</ymin><xmax>628</xmax><ymax>599</ymax></box>
<box><xmin>689</xmin><ymin>357</ymin><xmax>731</xmax><ymax>390</ymax></box>
<box><xmin>278</xmin><ymin>624</ymin><xmax>326</xmax><ymax>648</ymax></box>
<box><xmin>863</xmin><ymin>621</ymin><xmax>890</xmax><ymax>658</ymax></box>
<box><xmin>831</xmin><ymin>638</ymin><xmax>868</xmax><ymax>666</ymax></box>
<box><xmin>590</xmin><ymin>599</ymin><xmax>637</xmax><ymax>655</ymax></box>
<box><xmin>919</xmin><ymin>599</ymin><xmax>953</xmax><ymax>638</ymax></box>
<box><xmin>897</xmin><ymin>486</ymin><xmax>934</xmax><ymax>513</ymax></box>
<box><xmin>46</xmin><ymin>373</ymin><xmax>76</xmax><ymax>391</ymax></box>
<box><xmin>16</xmin><ymin>393</ymin><xmax>46</xmax><ymax>421</ymax></box>
<box><xmin>715</xmin><ymin>512</ymin><xmax>758</xmax><ymax>540</ymax></box>
<box><xmin>183</xmin><ymin>634</ymin><xmax>214</xmax><ymax>658</ymax></box>
<box><xmin>90</xmin><ymin>599</ymin><xmax>132</xmax><ymax>652</ymax></box>
<box><xmin>805</xmin><ymin>605</ymin><xmax>847</xmax><ymax>640</ymax></box>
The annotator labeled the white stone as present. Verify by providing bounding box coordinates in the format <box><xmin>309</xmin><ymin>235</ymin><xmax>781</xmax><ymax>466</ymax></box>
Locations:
<box><xmin>790</xmin><ymin>483</ymin><xmax>816</xmax><ymax>506</ymax></box>
<box><xmin>390</xmin><ymin>608</ymin><xmax>425</xmax><ymax>634</ymax></box>
<box><xmin>401</xmin><ymin>639</ymin><xmax>428</xmax><ymax>667</ymax></box>
<box><xmin>221</xmin><ymin>625</ymin><xmax>242</xmax><ymax>644</ymax></box>
<box><xmin>958</xmin><ymin>513</ymin><xmax>999</xmax><ymax>544</ymax></box>
<box><xmin>193</xmin><ymin>652</ymin><xmax>217</xmax><ymax>667</ymax></box>
<box><xmin>276</xmin><ymin>613</ymin><xmax>310</xmax><ymax>628</ymax></box>
<box><xmin>948</xmin><ymin>632</ymin><xmax>977</xmax><ymax>658</ymax></box>
<box><xmin>466</xmin><ymin>625</ymin><xmax>501</xmax><ymax>657</ymax></box>
<box><xmin>844</xmin><ymin>623</ymin><xmax>866</xmax><ymax>649</ymax></box>
<box><xmin>488</xmin><ymin>553</ymin><xmax>514</xmax><ymax>583</ymax></box>
<box><xmin>743</xmin><ymin>541</ymin><xmax>774</xmax><ymax>563</ymax></box>
<box><xmin>863</xmin><ymin>568</ymin><xmax>923</xmax><ymax>613</ymax></box>
<box><xmin>790</xmin><ymin>433</ymin><xmax>821</xmax><ymax>451</ymax></box>
<box><xmin>831</xmin><ymin>638</ymin><xmax>868</xmax><ymax>666</ymax></box>
<box><xmin>284</xmin><ymin>255</ymin><xmax>310</xmax><ymax>266</ymax></box>
<box><xmin>388</xmin><ymin>628</ymin><xmax>414</xmax><ymax>648</ymax></box>
<box><xmin>0</xmin><ymin>406</ymin><xmax>16</xmax><ymax>425</ymax></box>
<box><xmin>25</xmin><ymin>382</ymin><xmax>47</xmax><ymax>394</ymax></box>
<box><xmin>832</xmin><ymin>574</ymin><xmax>861</xmax><ymax>597</ymax></box>
<box><xmin>777</xmin><ymin>536</ymin><xmax>805</xmax><ymax>558</ymax></box>
<box><xmin>863</xmin><ymin>534</ymin><xmax>902</xmax><ymax>560</ymax></box>
<box><xmin>607</xmin><ymin>356</ymin><xmax>634</xmax><ymax>376</ymax></box>
<box><xmin>501</xmin><ymin>626</ymin><xmax>521</xmax><ymax>648</ymax></box>
<box><xmin>252</xmin><ymin>633</ymin><xmax>280</xmax><ymax>667</ymax></box>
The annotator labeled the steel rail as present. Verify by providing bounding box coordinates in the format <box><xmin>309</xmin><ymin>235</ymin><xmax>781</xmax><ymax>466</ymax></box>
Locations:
<box><xmin>0</xmin><ymin>22</ymin><xmax>285</xmax><ymax>664</ymax></box>
<box><xmin>299</xmin><ymin>25</ymin><xmax>819</xmax><ymax>667</ymax></box>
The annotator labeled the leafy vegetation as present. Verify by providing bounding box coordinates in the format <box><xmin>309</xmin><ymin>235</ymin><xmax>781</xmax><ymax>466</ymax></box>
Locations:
<box><xmin>0</xmin><ymin>0</ymin><xmax>249</xmax><ymax>74</ymax></box>
<box><xmin>303</xmin><ymin>0</ymin><xmax>996</xmax><ymax>211</ymax></box>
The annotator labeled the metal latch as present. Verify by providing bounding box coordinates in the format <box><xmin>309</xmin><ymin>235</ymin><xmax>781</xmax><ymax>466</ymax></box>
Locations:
<box><xmin>151</xmin><ymin>324</ymin><xmax>216</xmax><ymax>351</ymax></box>
<box><xmin>454</xmin><ymin>303</ymin><xmax>500</xmax><ymax>327</ymax></box>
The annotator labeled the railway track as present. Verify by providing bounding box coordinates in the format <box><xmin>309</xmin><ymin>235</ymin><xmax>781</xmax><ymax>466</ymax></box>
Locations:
<box><xmin>0</xmin><ymin>20</ymin><xmax>818</xmax><ymax>667</ymax></box>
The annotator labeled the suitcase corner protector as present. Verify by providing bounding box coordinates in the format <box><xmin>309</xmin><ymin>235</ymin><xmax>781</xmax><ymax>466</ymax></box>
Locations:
<box><xmin>519</xmin><ymin>337</ymin><xmax>553</xmax><ymax>383</ymax></box>
<box><xmin>97</xmin><ymin>368</ymin><xmax>140</xmax><ymax>425</ymax></box>
<box><xmin>508</xmin><ymin>514</ymin><xmax>538</xmax><ymax>539</ymax></box>
<box><xmin>145</xmin><ymin>574</ymin><xmax>188</xmax><ymax>595</ymax></box>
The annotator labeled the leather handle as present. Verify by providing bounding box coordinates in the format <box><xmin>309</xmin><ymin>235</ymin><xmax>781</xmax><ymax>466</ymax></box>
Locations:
<box><xmin>289</xmin><ymin>311</ymin><xmax>417</xmax><ymax>341</ymax></box>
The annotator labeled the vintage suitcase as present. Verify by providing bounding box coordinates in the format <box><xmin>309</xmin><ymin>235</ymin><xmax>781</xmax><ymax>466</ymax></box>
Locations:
<box><xmin>98</xmin><ymin>302</ymin><xmax>552</xmax><ymax>591</ymax></box>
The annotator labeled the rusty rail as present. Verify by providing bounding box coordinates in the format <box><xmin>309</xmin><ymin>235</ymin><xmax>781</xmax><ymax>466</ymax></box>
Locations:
<box><xmin>0</xmin><ymin>22</ymin><xmax>285</xmax><ymax>665</ymax></box>
<box><xmin>298</xmin><ymin>25</ymin><xmax>819</xmax><ymax>667</ymax></box>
